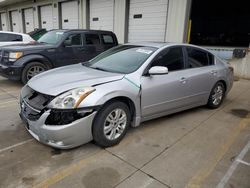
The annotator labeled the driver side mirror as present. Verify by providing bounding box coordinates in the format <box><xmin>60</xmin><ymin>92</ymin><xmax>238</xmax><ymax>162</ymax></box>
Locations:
<box><xmin>148</xmin><ymin>66</ymin><xmax>168</xmax><ymax>75</ymax></box>
<box><xmin>63</xmin><ymin>39</ymin><xmax>72</xmax><ymax>47</ymax></box>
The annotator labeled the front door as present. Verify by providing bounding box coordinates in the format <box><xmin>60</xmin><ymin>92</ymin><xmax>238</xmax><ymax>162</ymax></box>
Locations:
<box><xmin>141</xmin><ymin>46</ymin><xmax>192</xmax><ymax>119</ymax></box>
<box><xmin>57</xmin><ymin>33</ymin><xmax>84</xmax><ymax>66</ymax></box>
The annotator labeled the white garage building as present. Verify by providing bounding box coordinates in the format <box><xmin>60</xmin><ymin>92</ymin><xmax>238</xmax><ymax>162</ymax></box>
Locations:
<box><xmin>0</xmin><ymin>0</ymin><xmax>191</xmax><ymax>44</ymax></box>
<box><xmin>0</xmin><ymin>0</ymin><xmax>249</xmax><ymax>48</ymax></box>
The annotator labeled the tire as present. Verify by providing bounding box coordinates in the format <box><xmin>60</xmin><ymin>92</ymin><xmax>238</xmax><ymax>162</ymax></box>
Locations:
<box><xmin>92</xmin><ymin>101</ymin><xmax>131</xmax><ymax>147</ymax></box>
<box><xmin>207</xmin><ymin>82</ymin><xmax>225</xmax><ymax>109</ymax></box>
<box><xmin>21</xmin><ymin>62</ymin><xmax>47</xmax><ymax>84</ymax></box>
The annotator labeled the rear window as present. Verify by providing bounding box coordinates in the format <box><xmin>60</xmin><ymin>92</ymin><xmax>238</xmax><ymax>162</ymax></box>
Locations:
<box><xmin>0</xmin><ymin>33</ymin><xmax>23</xmax><ymax>42</ymax></box>
<box><xmin>85</xmin><ymin>34</ymin><xmax>100</xmax><ymax>45</ymax></box>
<box><xmin>102</xmin><ymin>34</ymin><xmax>114</xmax><ymax>44</ymax></box>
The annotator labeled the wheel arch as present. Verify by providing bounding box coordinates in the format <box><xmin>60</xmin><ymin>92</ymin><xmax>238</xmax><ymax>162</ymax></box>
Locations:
<box><xmin>217</xmin><ymin>79</ymin><xmax>227</xmax><ymax>92</ymax></box>
<box><xmin>99</xmin><ymin>96</ymin><xmax>136</xmax><ymax>122</ymax></box>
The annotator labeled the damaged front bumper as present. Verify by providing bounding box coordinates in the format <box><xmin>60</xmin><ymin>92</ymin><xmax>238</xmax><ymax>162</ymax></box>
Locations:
<box><xmin>19</xmin><ymin>100</ymin><xmax>98</xmax><ymax>149</ymax></box>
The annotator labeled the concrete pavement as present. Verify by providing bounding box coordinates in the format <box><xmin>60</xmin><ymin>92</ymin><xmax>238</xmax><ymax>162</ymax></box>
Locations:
<box><xmin>0</xmin><ymin>77</ymin><xmax>249</xmax><ymax>188</ymax></box>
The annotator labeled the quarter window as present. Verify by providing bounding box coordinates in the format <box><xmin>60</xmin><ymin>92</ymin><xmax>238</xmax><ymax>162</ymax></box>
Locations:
<box><xmin>102</xmin><ymin>34</ymin><xmax>114</xmax><ymax>44</ymax></box>
<box><xmin>150</xmin><ymin>47</ymin><xmax>184</xmax><ymax>71</ymax></box>
<box><xmin>85</xmin><ymin>34</ymin><xmax>100</xmax><ymax>45</ymax></box>
<box><xmin>187</xmin><ymin>47</ymin><xmax>210</xmax><ymax>68</ymax></box>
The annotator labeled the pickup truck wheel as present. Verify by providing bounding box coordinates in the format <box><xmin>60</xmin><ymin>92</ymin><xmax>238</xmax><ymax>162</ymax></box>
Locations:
<box><xmin>92</xmin><ymin>101</ymin><xmax>131</xmax><ymax>147</ymax></box>
<box><xmin>21</xmin><ymin>62</ymin><xmax>47</xmax><ymax>84</ymax></box>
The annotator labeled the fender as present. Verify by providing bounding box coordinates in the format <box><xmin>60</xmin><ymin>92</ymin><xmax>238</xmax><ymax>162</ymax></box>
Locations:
<box><xmin>14</xmin><ymin>54</ymin><xmax>53</xmax><ymax>69</ymax></box>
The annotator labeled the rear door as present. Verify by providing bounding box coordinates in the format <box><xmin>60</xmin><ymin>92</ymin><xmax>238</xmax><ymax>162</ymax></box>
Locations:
<box><xmin>82</xmin><ymin>33</ymin><xmax>103</xmax><ymax>61</ymax></box>
<box><xmin>183</xmin><ymin>46</ymin><xmax>217</xmax><ymax>104</ymax></box>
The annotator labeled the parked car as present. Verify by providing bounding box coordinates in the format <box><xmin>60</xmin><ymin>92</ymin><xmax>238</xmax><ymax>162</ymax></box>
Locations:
<box><xmin>0</xmin><ymin>31</ymin><xmax>34</xmax><ymax>46</ymax></box>
<box><xmin>0</xmin><ymin>29</ymin><xmax>118</xmax><ymax>83</ymax></box>
<box><xmin>19</xmin><ymin>43</ymin><xmax>234</xmax><ymax>149</ymax></box>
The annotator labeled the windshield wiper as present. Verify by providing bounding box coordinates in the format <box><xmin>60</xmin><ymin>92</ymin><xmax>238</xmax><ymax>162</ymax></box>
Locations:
<box><xmin>81</xmin><ymin>61</ymin><xmax>90</xmax><ymax>66</ymax></box>
<box><xmin>91</xmin><ymin>67</ymin><xmax>108</xmax><ymax>72</ymax></box>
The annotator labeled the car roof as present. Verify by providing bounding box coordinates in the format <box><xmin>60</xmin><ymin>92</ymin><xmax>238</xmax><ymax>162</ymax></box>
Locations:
<box><xmin>0</xmin><ymin>31</ymin><xmax>30</xmax><ymax>36</ymax></box>
<box><xmin>48</xmin><ymin>29</ymin><xmax>114</xmax><ymax>34</ymax></box>
<box><xmin>125</xmin><ymin>42</ymin><xmax>211</xmax><ymax>52</ymax></box>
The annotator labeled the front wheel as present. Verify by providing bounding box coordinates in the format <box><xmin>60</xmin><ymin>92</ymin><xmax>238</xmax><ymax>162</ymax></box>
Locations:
<box><xmin>21</xmin><ymin>62</ymin><xmax>47</xmax><ymax>84</ymax></box>
<box><xmin>207</xmin><ymin>82</ymin><xmax>225</xmax><ymax>109</ymax></box>
<box><xmin>92</xmin><ymin>101</ymin><xmax>131</xmax><ymax>147</ymax></box>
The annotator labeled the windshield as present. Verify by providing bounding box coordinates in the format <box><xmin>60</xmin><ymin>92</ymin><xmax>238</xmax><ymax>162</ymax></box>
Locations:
<box><xmin>38</xmin><ymin>31</ymin><xmax>65</xmax><ymax>45</ymax></box>
<box><xmin>84</xmin><ymin>45</ymin><xmax>157</xmax><ymax>74</ymax></box>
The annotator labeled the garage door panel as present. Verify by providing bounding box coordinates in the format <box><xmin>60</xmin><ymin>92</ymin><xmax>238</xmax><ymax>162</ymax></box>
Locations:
<box><xmin>128</xmin><ymin>0</ymin><xmax>168</xmax><ymax>42</ymax></box>
<box><xmin>130</xmin><ymin>6</ymin><xmax>168</xmax><ymax>14</ymax></box>
<box><xmin>24</xmin><ymin>8</ymin><xmax>34</xmax><ymax>33</ymax></box>
<box><xmin>11</xmin><ymin>11</ymin><xmax>20</xmax><ymax>32</ymax></box>
<box><xmin>90</xmin><ymin>0</ymin><xmax>114</xmax><ymax>31</ymax></box>
<box><xmin>40</xmin><ymin>5</ymin><xmax>53</xmax><ymax>30</ymax></box>
<box><xmin>61</xmin><ymin>1</ymin><xmax>79</xmax><ymax>29</ymax></box>
<box><xmin>130</xmin><ymin>2</ymin><xmax>168</xmax><ymax>9</ymax></box>
<box><xmin>129</xmin><ymin>18</ymin><xmax>167</xmax><ymax>25</ymax></box>
<box><xmin>0</xmin><ymin>13</ymin><xmax>7</xmax><ymax>31</ymax></box>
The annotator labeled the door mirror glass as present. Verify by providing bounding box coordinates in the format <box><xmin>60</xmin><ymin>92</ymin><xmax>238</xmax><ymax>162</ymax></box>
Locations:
<box><xmin>148</xmin><ymin>66</ymin><xmax>168</xmax><ymax>75</ymax></box>
<box><xmin>63</xmin><ymin>34</ymin><xmax>82</xmax><ymax>47</ymax></box>
<box><xmin>63</xmin><ymin>39</ymin><xmax>71</xmax><ymax>47</ymax></box>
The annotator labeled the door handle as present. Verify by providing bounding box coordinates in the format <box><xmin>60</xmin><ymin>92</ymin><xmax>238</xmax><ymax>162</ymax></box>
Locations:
<box><xmin>210</xmin><ymin>70</ymin><xmax>217</xmax><ymax>75</ymax></box>
<box><xmin>180</xmin><ymin>77</ymin><xmax>187</xmax><ymax>84</ymax></box>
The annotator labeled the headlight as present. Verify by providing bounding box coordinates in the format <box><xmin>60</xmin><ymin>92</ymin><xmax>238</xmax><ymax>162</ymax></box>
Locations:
<box><xmin>48</xmin><ymin>87</ymin><xmax>96</xmax><ymax>109</ymax></box>
<box><xmin>9</xmin><ymin>52</ymin><xmax>23</xmax><ymax>62</ymax></box>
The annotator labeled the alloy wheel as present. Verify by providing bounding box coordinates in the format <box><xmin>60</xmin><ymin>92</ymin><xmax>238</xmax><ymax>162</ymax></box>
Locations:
<box><xmin>104</xmin><ymin>108</ymin><xmax>127</xmax><ymax>140</ymax></box>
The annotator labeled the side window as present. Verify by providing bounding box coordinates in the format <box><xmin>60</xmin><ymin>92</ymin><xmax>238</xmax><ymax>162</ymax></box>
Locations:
<box><xmin>8</xmin><ymin>34</ymin><xmax>23</xmax><ymax>41</ymax></box>
<box><xmin>102</xmin><ymin>34</ymin><xmax>114</xmax><ymax>44</ymax></box>
<box><xmin>85</xmin><ymin>34</ymin><xmax>100</xmax><ymax>45</ymax></box>
<box><xmin>208</xmin><ymin>53</ymin><xmax>214</xmax><ymax>65</ymax></box>
<box><xmin>0</xmin><ymin>33</ymin><xmax>22</xmax><ymax>42</ymax></box>
<box><xmin>64</xmin><ymin>34</ymin><xmax>82</xmax><ymax>46</ymax></box>
<box><xmin>0</xmin><ymin>33</ymin><xmax>9</xmax><ymax>41</ymax></box>
<box><xmin>150</xmin><ymin>47</ymin><xmax>184</xmax><ymax>71</ymax></box>
<box><xmin>187</xmin><ymin>47</ymin><xmax>209</xmax><ymax>68</ymax></box>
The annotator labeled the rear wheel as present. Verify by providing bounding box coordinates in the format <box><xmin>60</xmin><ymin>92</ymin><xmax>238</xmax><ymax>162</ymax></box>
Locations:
<box><xmin>21</xmin><ymin>62</ymin><xmax>47</xmax><ymax>84</ymax></box>
<box><xmin>207</xmin><ymin>82</ymin><xmax>225</xmax><ymax>109</ymax></box>
<box><xmin>92</xmin><ymin>101</ymin><xmax>131</xmax><ymax>147</ymax></box>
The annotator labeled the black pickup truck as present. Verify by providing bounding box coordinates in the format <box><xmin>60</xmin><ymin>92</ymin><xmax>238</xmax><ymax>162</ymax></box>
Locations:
<box><xmin>0</xmin><ymin>29</ymin><xmax>118</xmax><ymax>83</ymax></box>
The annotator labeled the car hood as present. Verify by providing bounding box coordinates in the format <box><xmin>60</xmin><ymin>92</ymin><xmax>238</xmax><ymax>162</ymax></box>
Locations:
<box><xmin>0</xmin><ymin>42</ymin><xmax>55</xmax><ymax>51</ymax></box>
<box><xmin>28</xmin><ymin>64</ymin><xmax>124</xmax><ymax>96</ymax></box>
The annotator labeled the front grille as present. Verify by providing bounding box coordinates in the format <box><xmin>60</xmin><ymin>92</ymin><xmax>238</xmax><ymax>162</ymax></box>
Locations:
<box><xmin>23</xmin><ymin>86</ymin><xmax>54</xmax><ymax>110</ymax></box>
<box><xmin>21</xmin><ymin>86</ymin><xmax>54</xmax><ymax>120</ymax></box>
<box><xmin>21</xmin><ymin>100</ymin><xmax>42</xmax><ymax>121</ymax></box>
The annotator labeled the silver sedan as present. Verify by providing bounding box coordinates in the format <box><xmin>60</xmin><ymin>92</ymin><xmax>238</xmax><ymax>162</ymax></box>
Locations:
<box><xmin>19</xmin><ymin>43</ymin><xmax>234</xmax><ymax>149</ymax></box>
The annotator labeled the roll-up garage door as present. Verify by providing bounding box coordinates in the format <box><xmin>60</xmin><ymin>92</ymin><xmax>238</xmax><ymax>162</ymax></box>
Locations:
<box><xmin>89</xmin><ymin>0</ymin><xmax>114</xmax><ymax>31</ymax></box>
<box><xmin>0</xmin><ymin>13</ymin><xmax>7</xmax><ymax>31</ymax></box>
<box><xmin>24</xmin><ymin>8</ymin><xmax>34</xmax><ymax>33</ymax></box>
<box><xmin>61</xmin><ymin>1</ymin><xmax>79</xmax><ymax>29</ymax></box>
<box><xmin>40</xmin><ymin>5</ymin><xmax>53</xmax><ymax>30</ymax></box>
<box><xmin>10</xmin><ymin>10</ymin><xmax>21</xmax><ymax>32</ymax></box>
<box><xmin>128</xmin><ymin>0</ymin><xmax>168</xmax><ymax>42</ymax></box>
